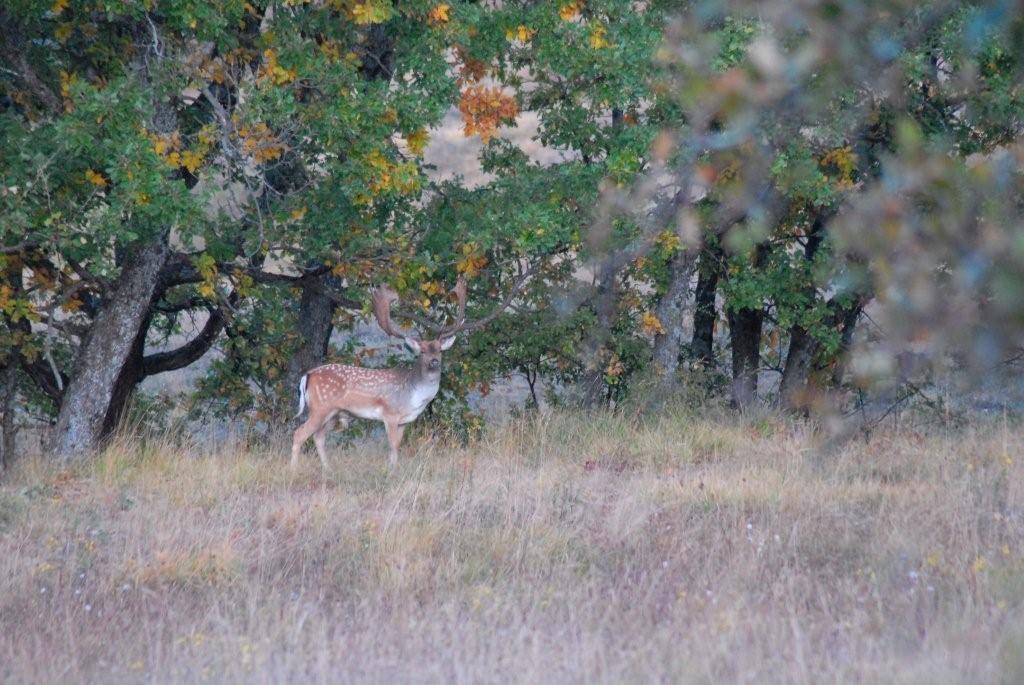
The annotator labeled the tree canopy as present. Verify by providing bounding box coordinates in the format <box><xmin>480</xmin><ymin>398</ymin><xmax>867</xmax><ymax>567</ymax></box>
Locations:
<box><xmin>1</xmin><ymin>0</ymin><xmax>1023</xmax><ymax>461</ymax></box>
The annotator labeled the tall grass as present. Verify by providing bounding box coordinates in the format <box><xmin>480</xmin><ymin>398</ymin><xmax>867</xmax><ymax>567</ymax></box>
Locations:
<box><xmin>1</xmin><ymin>409</ymin><xmax>1022</xmax><ymax>683</ymax></box>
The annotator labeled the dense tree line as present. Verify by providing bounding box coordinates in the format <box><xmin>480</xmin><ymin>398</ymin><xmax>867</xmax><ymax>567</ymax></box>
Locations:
<box><xmin>2</xmin><ymin>0</ymin><xmax>1022</xmax><ymax>463</ymax></box>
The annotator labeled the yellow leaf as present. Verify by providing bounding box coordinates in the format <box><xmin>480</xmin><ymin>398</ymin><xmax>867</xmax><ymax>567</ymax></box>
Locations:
<box><xmin>559</xmin><ymin>2</ymin><xmax>581</xmax><ymax>21</ymax></box>
<box><xmin>180</xmin><ymin>150</ymin><xmax>203</xmax><ymax>173</ymax></box>
<box><xmin>290</xmin><ymin>206</ymin><xmax>307</xmax><ymax>221</ymax></box>
<box><xmin>59</xmin><ymin>70</ymin><xmax>78</xmax><ymax>105</ymax></box>
<box><xmin>589</xmin><ymin>23</ymin><xmax>611</xmax><ymax>49</ymax></box>
<box><xmin>54</xmin><ymin>22</ymin><xmax>73</xmax><ymax>42</ymax></box>
<box><xmin>420</xmin><ymin>280</ymin><xmax>444</xmax><ymax>296</ymax></box>
<box><xmin>506</xmin><ymin>25</ymin><xmax>535</xmax><ymax>42</ymax></box>
<box><xmin>351</xmin><ymin>0</ymin><xmax>394</xmax><ymax>25</ymax></box>
<box><xmin>456</xmin><ymin>250</ymin><xmax>488</xmax><ymax>278</ymax></box>
<box><xmin>429</xmin><ymin>4</ymin><xmax>451</xmax><ymax>24</ymax></box>
<box><xmin>197</xmin><ymin>124</ymin><xmax>216</xmax><ymax>146</ymax></box>
<box><xmin>406</xmin><ymin>129</ymin><xmax>429</xmax><ymax>155</ymax></box>
<box><xmin>51</xmin><ymin>0</ymin><xmax>68</xmax><ymax>14</ymax></box>
<box><xmin>640</xmin><ymin>311</ymin><xmax>666</xmax><ymax>336</ymax></box>
<box><xmin>85</xmin><ymin>169</ymin><xmax>106</xmax><ymax>187</ymax></box>
<box><xmin>273</xmin><ymin>65</ymin><xmax>297</xmax><ymax>85</ymax></box>
<box><xmin>820</xmin><ymin>145</ymin><xmax>858</xmax><ymax>189</ymax></box>
<box><xmin>654</xmin><ymin>230</ymin><xmax>681</xmax><ymax>253</ymax></box>
<box><xmin>320</xmin><ymin>40</ymin><xmax>341</xmax><ymax>61</ymax></box>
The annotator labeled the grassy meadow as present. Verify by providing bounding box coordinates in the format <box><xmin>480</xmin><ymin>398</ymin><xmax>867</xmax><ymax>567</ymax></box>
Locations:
<box><xmin>1</xmin><ymin>409</ymin><xmax>1023</xmax><ymax>683</ymax></box>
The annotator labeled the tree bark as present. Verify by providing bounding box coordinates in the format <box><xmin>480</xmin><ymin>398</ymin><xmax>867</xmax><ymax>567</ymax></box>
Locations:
<box><xmin>283</xmin><ymin>277</ymin><xmax>337</xmax><ymax>414</ymax></box>
<box><xmin>779</xmin><ymin>326</ymin><xmax>820</xmax><ymax>411</ymax></box>
<box><xmin>50</xmin><ymin>239</ymin><xmax>170</xmax><ymax>460</ymax></box>
<box><xmin>727</xmin><ymin>306</ymin><xmax>763</xmax><ymax>409</ymax></box>
<box><xmin>777</xmin><ymin>215</ymin><xmax>830</xmax><ymax>411</ymax></box>
<box><xmin>690</xmin><ymin>244</ymin><xmax>722</xmax><ymax>367</ymax></box>
<box><xmin>0</xmin><ymin>363</ymin><xmax>17</xmax><ymax>471</ymax></box>
<box><xmin>651</xmin><ymin>250</ymin><xmax>696</xmax><ymax>381</ymax></box>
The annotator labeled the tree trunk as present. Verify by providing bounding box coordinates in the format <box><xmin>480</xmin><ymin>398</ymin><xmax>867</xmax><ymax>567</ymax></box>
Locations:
<box><xmin>728</xmin><ymin>306</ymin><xmax>763</xmax><ymax>409</ymax></box>
<box><xmin>779</xmin><ymin>326</ymin><xmax>820</xmax><ymax>411</ymax></box>
<box><xmin>690</xmin><ymin>245</ymin><xmax>722</xmax><ymax>366</ymax></box>
<box><xmin>777</xmin><ymin>216</ymin><xmax>830</xmax><ymax>411</ymax></box>
<box><xmin>0</xmin><ymin>363</ymin><xmax>17</xmax><ymax>472</ymax></box>
<box><xmin>50</xmin><ymin>239</ymin><xmax>170</xmax><ymax>460</ymax></box>
<box><xmin>651</xmin><ymin>251</ymin><xmax>696</xmax><ymax>381</ymax></box>
<box><xmin>283</xmin><ymin>278</ymin><xmax>337</xmax><ymax>414</ymax></box>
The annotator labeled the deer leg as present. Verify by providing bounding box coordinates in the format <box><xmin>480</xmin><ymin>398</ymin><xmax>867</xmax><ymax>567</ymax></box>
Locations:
<box><xmin>312</xmin><ymin>410</ymin><xmax>339</xmax><ymax>470</ymax></box>
<box><xmin>291</xmin><ymin>409</ymin><xmax>328</xmax><ymax>468</ymax></box>
<box><xmin>384</xmin><ymin>420</ymin><xmax>406</xmax><ymax>467</ymax></box>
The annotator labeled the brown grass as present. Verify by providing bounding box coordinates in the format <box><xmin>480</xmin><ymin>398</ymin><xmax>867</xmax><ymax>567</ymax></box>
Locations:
<box><xmin>1</xmin><ymin>409</ymin><xmax>1023</xmax><ymax>683</ymax></box>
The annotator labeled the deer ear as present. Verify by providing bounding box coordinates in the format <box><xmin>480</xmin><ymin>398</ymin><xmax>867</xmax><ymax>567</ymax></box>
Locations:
<box><xmin>404</xmin><ymin>337</ymin><xmax>422</xmax><ymax>354</ymax></box>
<box><xmin>439</xmin><ymin>336</ymin><xmax>457</xmax><ymax>351</ymax></box>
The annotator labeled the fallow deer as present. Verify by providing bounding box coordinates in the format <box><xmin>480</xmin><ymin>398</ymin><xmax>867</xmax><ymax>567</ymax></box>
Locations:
<box><xmin>290</xmin><ymin>278</ymin><xmax>473</xmax><ymax>468</ymax></box>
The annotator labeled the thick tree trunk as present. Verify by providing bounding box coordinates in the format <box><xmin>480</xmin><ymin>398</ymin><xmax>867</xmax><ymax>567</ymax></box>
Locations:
<box><xmin>777</xmin><ymin>216</ymin><xmax>827</xmax><ymax>411</ymax></box>
<box><xmin>728</xmin><ymin>306</ymin><xmax>763</xmax><ymax>409</ymax></box>
<box><xmin>690</xmin><ymin>245</ymin><xmax>722</xmax><ymax>366</ymax></box>
<box><xmin>50</xmin><ymin>239</ymin><xmax>170</xmax><ymax>460</ymax></box>
<box><xmin>283</xmin><ymin>278</ymin><xmax>337</xmax><ymax>414</ymax></box>
<box><xmin>0</xmin><ymin>363</ymin><xmax>17</xmax><ymax>471</ymax></box>
<box><xmin>651</xmin><ymin>251</ymin><xmax>696</xmax><ymax>381</ymax></box>
<box><xmin>779</xmin><ymin>326</ymin><xmax>820</xmax><ymax>411</ymax></box>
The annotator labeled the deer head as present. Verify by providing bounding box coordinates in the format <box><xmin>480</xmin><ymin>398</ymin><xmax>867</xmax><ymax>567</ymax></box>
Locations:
<box><xmin>371</xmin><ymin>278</ymin><xmax>468</xmax><ymax>377</ymax></box>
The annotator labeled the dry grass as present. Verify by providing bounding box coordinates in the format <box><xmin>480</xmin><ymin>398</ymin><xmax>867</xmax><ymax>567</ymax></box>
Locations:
<box><xmin>1</xmin><ymin>409</ymin><xmax>1023</xmax><ymax>684</ymax></box>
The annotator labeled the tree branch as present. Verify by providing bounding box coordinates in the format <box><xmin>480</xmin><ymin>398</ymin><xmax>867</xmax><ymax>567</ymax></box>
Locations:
<box><xmin>0</xmin><ymin>239</ymin><xmax>41</xmax><ymax>255</ymax></box>
<box><xmin>142</xmin><ymin>307</ymin><xmax>225</xmax><ymax>377</ymax></box>
<box><xmin>0</xmin><ymin>8</ymin><xmax>62</xmax><ymax>116</ymax></box>
<box><xmin>20</xmin><ymin>357</ymin><xmax>66</xmax><ymax>404</ymax></box>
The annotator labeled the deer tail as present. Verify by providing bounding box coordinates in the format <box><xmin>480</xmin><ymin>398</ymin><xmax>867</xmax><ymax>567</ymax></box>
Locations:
<box><xmin>294</xmin><ymin>373</ymin><xmax>309</xmax><ymax>420</ymax></box>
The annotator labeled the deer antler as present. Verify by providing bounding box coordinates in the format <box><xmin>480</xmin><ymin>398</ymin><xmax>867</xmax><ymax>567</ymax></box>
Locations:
<box><xmin>371</xmin><ymin>284</ymin><xmax>406</xmax><ymax>338</ymax></box>
<box><xmin>437</xmin><ymin>277</ymin><xmax>468</xmax><ymax>338</ymax></box>
<box><xmin>436</xmin><ymin>268</ymin><xmax>537</xmax><ymax>338</ymax></box>
<box><xmin>374</xmin><ymin>270</ymin><xmax>534</xmax><ymax>340</ymax></box>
